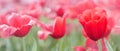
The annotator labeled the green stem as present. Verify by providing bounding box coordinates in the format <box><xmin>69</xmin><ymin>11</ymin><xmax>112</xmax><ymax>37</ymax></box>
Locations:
<box><xmin>6</xmin><ymin>39</ymin><xmax>13</xmax><ymax>51</ymax></box>
<box><xmin>22</xmin><ymin>38</ymin><xmax>26</xmax><ymax>51</ymax></box>
<box><xmin>104</xmin><ymin>38</ymin><xmax>113</xmax><ymax>51</ymax></box>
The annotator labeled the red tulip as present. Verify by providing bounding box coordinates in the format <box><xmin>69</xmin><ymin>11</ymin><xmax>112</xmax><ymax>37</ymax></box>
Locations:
<box><xmin>56</xmin><ymin>7</ymin><xmax>64</xmax><ymax>17</ymax></box>
<box><xmin>37</xmin><ymin>17</ymin><xmax>66</xmax><ymax>40</ymax></box>
<box><xmin>8</xmin><ymin>13</ymin><xmax>32</xmax><ymax>37</ymax></box>
<box><xmin>50</xmin><ymin>17</ymin><xmax>66</xmax><ymax>39</ymax></box>
<box><xmin>79</xmin><ymin>7</ymin><xmax>108</xmax><ymax>41</ymax></box>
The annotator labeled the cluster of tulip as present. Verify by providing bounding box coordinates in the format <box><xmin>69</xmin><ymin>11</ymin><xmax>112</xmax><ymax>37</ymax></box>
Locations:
<box><xmin>0</xmin><ymin>0</ymin><xmax>120</xmax><ymax>51</ymax></box>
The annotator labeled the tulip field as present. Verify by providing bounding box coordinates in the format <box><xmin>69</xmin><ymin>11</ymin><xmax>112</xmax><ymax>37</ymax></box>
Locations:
<box><xmin>0</xmin><ymin>0</ymin><xmax>120</xmax><ymax>51</ymax></box>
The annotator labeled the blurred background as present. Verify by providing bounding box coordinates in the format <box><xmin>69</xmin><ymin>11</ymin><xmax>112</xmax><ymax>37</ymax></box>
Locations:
<box><xmin>0</xmin><ymin>0</ymin><xmax>120</xmax><ymax>51</ymax></box>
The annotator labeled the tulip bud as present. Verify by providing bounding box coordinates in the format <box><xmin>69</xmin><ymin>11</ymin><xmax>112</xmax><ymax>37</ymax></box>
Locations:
<box><xmin>50</xmin><ymin>17</ymin><xmax>66</xmax><ymax>39</ymax></box>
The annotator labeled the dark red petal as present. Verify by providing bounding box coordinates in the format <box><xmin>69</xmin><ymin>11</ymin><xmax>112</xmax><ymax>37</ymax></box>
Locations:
<box><xmin>84</xmin><ymin>21</ymin><xmax>99</xmax><ymax>41</ymax></box>
<box><xmin>97</xmin><ymin>16</ymin><xmax>107</xmax><ymax>38</ymax></box>
<box><xmin>56</xmin><ymin>7</ymin><xmax>64</xmax><ymax>17</ymax></box>
<box><xmin>14</xmin><ymin>25</ymin><xmax>32</xmax><ymax>37</ymax></box>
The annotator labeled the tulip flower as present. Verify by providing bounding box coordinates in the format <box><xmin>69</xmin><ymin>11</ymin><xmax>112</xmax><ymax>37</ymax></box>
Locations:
<box><xmin>56</xmin><ymin>7</ymin><xmax>64</xmax><ymax>17</ymax></box>
<box><xmin>8</xmin><ymin>13</ymin><xmax>33</xmax><ymax>37</ymax></box>
<box><xmin>37</xmin><ymin>17</ymin><xmax>66</xmax><ymax>40</ymax></box>
<box><xmin>50</xmin><ymin>17</ymin><xmax>66</xmax><ymax>39</ymax></box>
<box><xmin>79</xmin><ymin>7</ymin><xmax>108</xmax><ymax>41</ymax></box>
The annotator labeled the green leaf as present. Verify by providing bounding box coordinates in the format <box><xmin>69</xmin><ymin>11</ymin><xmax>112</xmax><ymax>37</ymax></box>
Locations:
<box><xmin>22</xmin><ymin>38</ymin><xmax>27</xmax><ymax>51</ymax></box>
<box><xmin>31</xmin><ymin>38</ymin><xmax>37</xmax><ymax>51</ymax></box>
<box><xmin>6</xmin><ymin>39</ymin><xmax>13</xmax><ymax>51</ymax></box>
<box><xmin>104</xmin><ymin>39</ymin><xmax>113</xmax><ymax>51</ymax></box>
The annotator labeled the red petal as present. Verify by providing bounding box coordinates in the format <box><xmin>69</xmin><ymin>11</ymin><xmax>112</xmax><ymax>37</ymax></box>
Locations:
<box><xmin>85</xmin><ymin>38</ymin><xmax>99</xmax><ymax>51</ymax></box>
<box><xmin>97</xmin><ymin>16</ymin><xmax>107</xmax><ymax>38</ymax></box>
<box><xmin>14</xmin><ymin>25</ymin><xmax>32</xmax><ymax>37</ymax></box>
<box><xmin>8</xmin><ymin>13</ymin><xmax>31</xmax><ymax>27</ymax></box>
<box><xmin>0</xmin><ymin>25</ymin><xmax>17</xmax><ymax>38</ymax></box>
<box><xmin>37</xmin><ymin>30</ymin><xmax>51</xmax><ymax>40</ymax></box>
<box><xmin>74</xmin><ymin>46</ymin><xmax>86</xmax><ymax>51</ymax></box>
<box><xmin>8</xmin><ymin>13</ymin><xmax>22</xmax><ymax>27</ymax></box>
<box><xmin>84</xmin><ymin>21</ymin><xmax>99</xmax><ymax>41</ymax></box>
<box><xmin>56</xmin><ymin>7</ymin><xmax>64</xmax><ymax>17</ymax></box>
<box><xmin>50</xmin><ymin>17</ymin><xmax>66</xmax><ymax>39</ymax></box>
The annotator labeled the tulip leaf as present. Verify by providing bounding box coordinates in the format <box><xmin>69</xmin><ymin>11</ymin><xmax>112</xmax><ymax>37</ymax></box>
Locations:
<box><xmin>6</xmin><ymin>39</ymin><xmax>13</xmax><ymax>51</ymax></box>
<box><xmin>31</xmin><ymin>38</ymin><xmax>37</xmax><ymax>51</ymax></box>
<box><xmin>22</xmin><ymin>38</ymin><xmax>27</xmax><ymax>51</ymax></box>
<box><xmin>104</xmin><ymin>39</ymin><xmax>113</xmax><ymax>51</ymax></box>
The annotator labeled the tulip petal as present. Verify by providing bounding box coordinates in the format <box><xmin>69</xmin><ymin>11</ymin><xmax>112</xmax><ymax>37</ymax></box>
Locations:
<box><xmin>37</xmin><ymin>30</ymin><xmax>51</xmax><ymax>40</ymax></box>
<box><xmin>50</xmin><ymin>17</ymin><xmax>66</xmax><ymax>39</ymax></box>
<box><xmin>85</xmin><ymin>38</ymin><xmax>99</xmax><ymax>51</ymax></box>
<box><xmin>97</xmin><ymin>16</ymin><xmax>107</xmax><ymax>38</ymax></box>
<box><xmin>0</xmin><ymin>25</ymin><xmax>17</xmax><ymax>38</ymax></box>
<box><xmin>14</xmin><ymin>25</ymin><xmax>32</xmax><ymax>37</ymax></box>
<box><xmin>84</xmin><ymin>21</ymin><xmax>99</xmax><ymax>41</ymax></box>
<box><xmin>74</xmin><ymin>46</ymin><xmax>86</xmax><ymax>51</ymax></box>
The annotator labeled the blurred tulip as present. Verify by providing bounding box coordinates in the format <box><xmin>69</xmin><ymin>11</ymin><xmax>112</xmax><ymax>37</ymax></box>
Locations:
<box><xmin>64</xmin><ymin>0</ymin><xmax>96</xmax><ymax>19</ymax></box>
<box><xmin>56</xmin><ymin>7</ymin><xmax>64</xmax><ymax>17</ymax></box>
<box><xmin>37</xmin><ymin>30</ymin><xmax>51</xmax><ymax>40</ymax></box>
<box><xmin>8</xmin><ymin>13</ymin><xmax>32</xmax><ymax>37</ymax></box>
<box><xmin>37</xmin><ymin>17</ymin><xmax>66</xmax><ymax>40</ymax></box>
<box><xmin>79</xmin><ymin>7</ymin><xmax>109</xmax><ymax>41</ymax></box>
<box><xmin>50</xmin><ymin>17</ymin><xmax>66</xmax><ymax>39</ymax></box>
